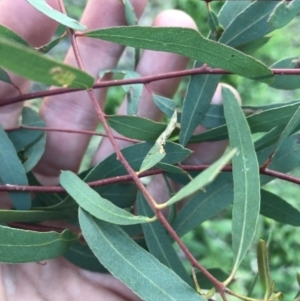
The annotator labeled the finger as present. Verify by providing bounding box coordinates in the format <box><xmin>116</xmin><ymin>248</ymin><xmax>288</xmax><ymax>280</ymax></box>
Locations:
<box><xmin>34</xmin><ymin>0</ymin><xmax>147</xmax><ymax>185</ymax></box>
<box><xmin>0</xmin><ymin>0</ymin><xmax>60</xmax><ymax>127</ymax></box>
<box><xmin>92</xmin><ymin>9</ymin><xmax>198</xmax><ymax>164</ymax></box>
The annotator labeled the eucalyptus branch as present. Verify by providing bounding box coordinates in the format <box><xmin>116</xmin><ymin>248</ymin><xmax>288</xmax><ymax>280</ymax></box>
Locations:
<box><xmin>1</xmin><ymin>67</ymin><xmax>299</xmax><ymax>107</ymax></box>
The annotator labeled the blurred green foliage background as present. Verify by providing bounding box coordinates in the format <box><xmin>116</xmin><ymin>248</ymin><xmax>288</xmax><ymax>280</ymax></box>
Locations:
<box><xmin>44</xmin><ymin>1</ymin><xmax>300</xmax><ymax>299</ymax></box>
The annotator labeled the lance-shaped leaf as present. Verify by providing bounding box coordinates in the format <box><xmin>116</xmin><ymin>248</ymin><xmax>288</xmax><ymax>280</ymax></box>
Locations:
<box><xmin>137</xmin><ymin>193</ymin><xmax>193</xmax><ymax>286</ymax></box>
<box><xmin>26</xmin><ymin>0</ymin><xmax>86</xmax><ymax>31</ymax></box>
<box><xmin>60</xmin><ymin>171</ymin><xmax>154</xmax><ymax>225</ymax></box>
<box><xmin>140</xmin><ymin>110</ymin><xmax>177</xmax><ymax>172</ymax></box>
<box><xmin>0</xmin><ymin>24</ymin><xmax>29</xmax><ymax>46</ymax></box>
<box><xmin>0</xmin><ymin>38</ymin><xmax>94</xmax><ymax>88</ymax></box>
<box><xmin>0</xmin><ymin>225</ymin><xmax>77</xmax><ymax>263</ymax></box>
<box><xmin>152</xmin><ymin>94</ymin><xmax>177</xmax><ymax>118</ymax></box>
<box><xmin>222</xmin><ymin>86</ymin><xmax>260</xmax><ymax>273</ymax></box>
<box><xmin>107</xmin><ymin>115</ymin><xmax>166</xmax><ymax>141</ymax></box>
<box><xmin>157</xmin><ymin>148</ymin><xmax>236</xmax><ymax>209</ymax></box>
<box><xmin>269</xmin><ymin>57</ymin><xmax>300</xmax><ymax>90</ymax></box>
<box><xmin>268</xmin><ymin>0</ymin><xmax>300</xmax><ymax>30</ymax></box>
<box><xmin>257</xmin><ymin>239</ymin><xmax>272</xmax><ymax>299</ymax></box>
<box><xmin>180</xmin><ymin>61</ymin><xmax>221</xmax><ymax>146</ymax></box>
<box><xmin>79</xmin><ymin>209</ymin><xmax>205</xmax><ymax>301</ymax></box>
<box><xmin>0</xmin><ymin>126</ymin><xmax>31</xmax><ymax>210</ymax></box>
<box><xmin>85</xmin><ymin>27</ymin><xmax>273</xmax><ymax>83</ymax></box>
<box><xmin>219</xmin><ymin>1</ymin><xmax>278</xmax><ymax>48</ymax></box>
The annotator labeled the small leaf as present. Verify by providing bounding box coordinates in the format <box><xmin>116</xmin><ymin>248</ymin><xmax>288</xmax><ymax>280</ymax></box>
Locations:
<box><xmin>121</xmin><ymin>0</ymin><xmax>138</xmax><ymax>25</ymax></box>
<box><xmin>0</xmin><ymin>225</ymin><xmax>77</xmax><ymax>263</ymax></box>
<box><xmin>60</xmin><ymin>171</ymin><xmax>153</xmax><ymax>225</ymax></box>
<box><xmin>137</xmin><ymin>193</ymin><xmax>193</xmax><ymax>286</ymax></box>
<box><xmin>268</xmin><ymin>0</ymin><xmax>300</xmax><ymax>30</ymax></box>
<box><xmin>222</xmin><ymin>86</ymin><xmax>260</xmax><ymax>272</ymax></box>
<box><xmin>86</xmin><ymin>27</ymin><xmax>274</xmax><ymax>83</ymax></box>
<box><xmin>219</xmin><ymin>1</ymin><xmax>278</xmax><ymax>47</ymax></box>
<box><xmin>257</xmin><ymin>239</ymin><xmax>272</xmax><ymax>299</ymax></box>
<box><xmin>107</xmin><ymin>115</ymin><xmax>166</xmax><ymax>140</ymax></box>
<box><xmin>140</xmin><ymin>110</ymin><xmax>177</xmax><ymax>172</ymax></box>
<box><xmin>26</xmin><ymin>0</ymin><xmax>86</xmax><ymax>31</ymax></box>
<box><xmin>260</xmin><ymin>189</ymin><xmax>300</xmax><ymax>226</ymax></box>
<box><xmin>0</xmin><ymin>209</ymin><xmax>69</xmax><ymax>223</ymax></box>
<box><xmin>269</xmin><ymin>57</ymin><xmax>300</xmax><ymax>90</ymax></box>
<box><xmin>79</xmin><ymin>209</ymin><xmax>205</xmax><ymax>301</ymax></box>
<box><xmin>36</xmin><ymin>33</ymin><xmax>66</xmax><ymax>53</ymax></box>
<box><xmin>0</xmin><ymin>38</ymin><xmax>94</xmax><ymax>88</ymax></box>
<box><xmin>0</xmin><ymin>67</ymin><xmax>12</xmax><ymax>84</ymax></box>
<box><xmin>0</xmin><ymin>126</ymin><xmax>31</xmax><ymax>210</ymax></box>
<box><xmin>152</xmin><ymin>94</ymin><xmax>177</xmax><ymax>118</ymax></box>
<box><xmin>208</xmin><ymin>9</ymin><xmax>224</xmax><ymax>41</ymax></box>
<box><xmin>195</xmin><ymin>268</ymin><xmax>229</xmax><ymax>290</ymax></box>
<box><xmin>122</xmin><ymin>71</ymin><xmax>143</xmax><ymax>115</ymax></box>
<box><xmin>158</xmin><ymin>149</ymin><xmax>236</xmax><ymax>209</ymax></box>
<box><xmin>180</xmin><ymin>61</ymin><xmax>221</xmax><ymax>146</ymax></box>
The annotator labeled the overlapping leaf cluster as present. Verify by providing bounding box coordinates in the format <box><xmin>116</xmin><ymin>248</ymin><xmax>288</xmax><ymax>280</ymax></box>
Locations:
<box><xmin>0</xmin><ymin>1</ymin><xmax>300</xmax><ymax>300</ymax></box>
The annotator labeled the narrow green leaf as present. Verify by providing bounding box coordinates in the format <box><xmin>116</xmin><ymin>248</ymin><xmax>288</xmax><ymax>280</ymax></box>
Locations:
<box><xmin>201</xmin><ymin>104</ymin><xmax>226</xmax><ymax>129</ymax></box>
<box><xmin>137</xmin><ymin>193</ymin><xmax>193</xmax><ymax>286</ymax></box>
<box><xmin>152</xmin><ymin>94</ymin><xmax>177</xmax><ymax>118</ymax></box>
<box><xmin>60</xmin><ymin>171</ymin><xmax>153</xmax><ymax>225</ymax></box>
<box><xmin>268</xmin><ymin>0</ymin><xmax>300</xmax><ymax>29</ymax></box>
<box><xmin>260</xmin><ymin>189</ymin><xmax>300</xmax><ymax>226</ymax></box>
<box><xmin>195</xmin><ymin>268</ymin><xmax>229</xmax><ymax>290</ymax></box>
<box><xmin>26</xmin><ymin>0</ymin><xmax>86</xmax><ymax>31</ymax></box>
<box><xmin>122</xmin><ymin>71</ymin><xmax>143</xmax><ymax>115</ymax></box>
<box><xmin>107</xmin><ymin>115</ymin><xmax>166</xmax><ymax>140</ymax></box>
<box><xmin>208</xmin><ymin>9</ymin><xmax>224</xmax><ymax>41</ymax></box>
<box><xmin>219</xmin><ymin>1</ymin><xmax>278</xmax><ymax>48</ymax></box>
<box><xmin>0</xmin><ymin>225</ymin><xmax>77</xmax><ymax>263</ymax></box>
<box><xmin>218</xmin><ymin>1</ymin><xmax>251</xmax><ymax>29</ymax></box>
<box><xmin>254</xmin><ymin>126</ymin><xmax>286</xmax><ymax>152</ymax></box>
<box><xmin>121</xmin><ymin>0</ymin><xmax>138</xmax><ymax>25</ymax></box>
<box><xmin>257</xmin><ymin>239</ymin><xmax>272</xmax><ymax>299</ymax></box>
<box><xmin>140</xmin><ymin>110</ymin><xmax>177</xmax><ymax>172</ymax></box>
<box><xmin>269</xmin><ymin>57</ymin><xmax>300</xmax><ymax>90</ymax></box>
<box><xmin>0</xmin><ymin>38</ymin><xmax>94</xmax><ymax>88</ymax></box>
<box><xmin>160</xmin><ymin>149</ymin><xmax>236</xmax><ymax>209</ymax></box>
<box><xmin>158</xmin><ymin>162</ymin><xmax>191</xmax><ymax>177</ymax></box>
<box><xmin>191</xmin><ymin>100</ymin><xmax>300</xmax><ymax>143</ymax></box>
<box><xmin>0</xmin><ymin>67</ymin><xmax>12</xmax><ymax>84</ymax></box>
<box><xmin>269</xmin><ymin>104</ymin><xmax>300</xmax><ymax>160</ymax></box>
<box><xmin>0</xmin><ymin>126</ymin><xmax>31</xmax><ymax>210</ymax></box>
<box><xmin>86</xmin><ymin>27</ymin><xmax>273</xmax><ymax>83</ymax></box>
<box><xmin>173</xmin><ymin>173</ymin><xmax>234</xmax><ymax>237</ymax></box>
<box><xmin>0</xmin><ymin>209</ymin><xmax>69</xmax><ymax>222</ymax></box>
<box><xmin>64</xmin><ymin>241</ymin><xmax>108</xmax><ymax>273</ymax></box>
<box><xmin>36</xmin><ymin>33</ymin><xmax>66</xmax><ymax>53</ymax></box>
<box><xmin>0</xmin><ymin>24</ymin><xmax>30</xmax><ymax>46</ymax></box>
<box><xmin>79</xmin><ymin>209</ymin><xmax>205</xmax><ymax>301</ymax></box>
<box><xmin>222</xmin><ymin>86</ymin><xmax>260</xmax><ymax>272</ymax></box>
<box><xmin>180</xmin><ymin>61</ymin><xmax>220</xmax><ymax>146</ymax></box>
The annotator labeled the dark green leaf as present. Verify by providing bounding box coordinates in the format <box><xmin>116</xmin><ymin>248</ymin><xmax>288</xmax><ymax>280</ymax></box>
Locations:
<box><xmin>152</xmin><ymin>94</ymin><xmax>177</xmax><ymax>118</ymax></box>
<box><xmin>137</xmin><ymin>193</ymin><xmax>192</xmax><ymax>286</ymax></box>
<box><xmin>140</xmin><ymin>110</ymin><xmax>177</xmax><ymax>172</ymax></box>
<box><xmin>86</xmin><ymin>27</ymin><xmax>273</xmax><ymax>83</ymax></box>
<box><xmin>195</xmin><ymin>268</ymin><xmax>229</xmax><ymax>290</ymax></box>
<box><xmin>159</xmin><ymin>149</ymin><xmax>236</xmax><ymax>209</ymax></box>
<box><xmin>0</xmin><ymin>226</ymin><xmax>77</xmax><ymax>263</ymax></box>
<box><xmin>79</xmin><ymin>209</ymin><xmax>205</xmax><ymax>301</ymax></box>
<box><xmin>218</xmin><ymin>1</ymin><xmax>251</xmax><ymax>29</ymax></box>
<box><xmin>60</xmin><ymin>171</ymin><xmax>153</xmax><ymax>225</ymax></box>
<box><xmin>0</xmin><ymin>24</ymin><xmax>29</xmax><ymax>46</ymax></box>
<box><xmin>254</xmin><ymin>126</ymin><xmax>286</xmax><ymax>152</ymax></box>
<box><xmin>0</xmin><ymin>38</ymin><xmax>94</xmax><ymax>88</ymax></box>
<box><xmin>201</xmin><ymin>104</ymin><xmax>226</xmax><ymax>129</ymax></box>
<box><xmin>268</xmin><ymin>0</ymin><xmax>300</xmax><ymax>30</ymax></box>
<box><xmin>237</xmin><ymin>36</ymin><xmax>271</xmax><ymax>56</ymax></box>
<box><xmin>173</xmin><ymin>173</ymin><xmax>233</xmax><ymax>237</ymax></box>
<box><xmin>219</xmin><ymin>1</ymin><xmax>278</xmax><ymax>47</ymax></box>
<box><xmin>0</xmin><ymin>209</ymin><xmax>69</xmax><ymax>222</ymax></box>
<box><xmin>36</xmin><ymin>33</ymin><xmax>66</xmax><ymax>53</ymax></box>
<box><xmin>260</xmin><ymin>189</ymin><xmax>300</xmax><ymax>226</ymax></box>
<box><xmin>191</xmin><ymin>101</ymin><xmax>300</xmax><ymax>143</ymax></box>
<box><xmin>64</xmin><ymin>241</ymin><xmax>108</xmax><ymax>273</ymax></box>
<box><xmin>223</xmin><ymin>86</ymin><xmax>260</xmax><ymax>272</ymax></box>
<box><xmin>208</xmin><ymin>9</ymin><xmax>224</xmax><ymax>41</ymax></box>
<box><xmin>269</xmin><ymin>57</ymin><xmax>300</xmax><ymax>90</ymax></box>
<box><xmin>180</xmin><ymin>61</ymin><xmax>220</xmax><ymax>145</ymax></box>
<box><xmin>0</xmin><ymin>67</ymin><xmax>12</xmax><ymax>84</ymax></box>
<box><xmin>0</xmin><ymin>126</ymin><xmax>31</xmax><ymax>210</ymax></box>
<box><xmin>26</xmin><ymin>0</ymin><xmax>86</xmax><ymax>30</ymax></box>
<box><xmin>107</xmin><ymin>115</ymin><xmax>166</xmax><ymax>140</ymax></box>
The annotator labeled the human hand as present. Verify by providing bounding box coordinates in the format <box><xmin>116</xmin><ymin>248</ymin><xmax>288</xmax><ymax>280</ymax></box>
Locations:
<box><xmin>0</xmin><ymin>1</ymin><xmax>240</xmax><ymax>300</ymax></box>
